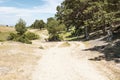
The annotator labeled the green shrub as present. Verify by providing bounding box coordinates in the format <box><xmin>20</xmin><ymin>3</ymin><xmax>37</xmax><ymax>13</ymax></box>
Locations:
<box><xmin>39</xmin><ymin>46</ymin><xmax>44</xmax><ymax>49</ymax></box>
<box><xmin>15</xmin><ymin>18</ymin><xmax>27</xmax><ymax>35</ymax></box>
<box><xmin>17</xmin><ymin>34</ymin><xmax>32</xmax><ymax>44</ymax></box>
<box><xmin>8</xmin><ymin>32</ymin><xmax>39</xmax><ymax>44</ymax></box>
<box><xmin>8</xmin><ymin>33</ymin><xmax>18</xmax><ymax>40</ymax></box>
<box><xmin>48</xmin><ymin>34</ymin><xmax>63</xmax><ymax>41</ymax></box>
<box><xmin>0</xmin><ymin>40</ymin><xmax>4</xmax><ymax>42</ymax></box>
<box><xmin>0</xmin><ymin>32</ymin><xmax>12</xmax><ymax>41</ymax></box>
<box><xmin>25</xmin><ymin>32</ymin><xmax>39</xmax><ymax>40</ymax></box>
<box><xmin>8</xmin><ymin>33</ymin><xmax>32</xmax><ymax>44</ymax></box>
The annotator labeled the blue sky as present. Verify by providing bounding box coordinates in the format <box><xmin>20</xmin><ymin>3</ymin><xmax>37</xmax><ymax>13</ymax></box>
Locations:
<box><xmin>0</xmin><ymin>0</ymin><xmax>63</xmax><ymax>26</ymax></box>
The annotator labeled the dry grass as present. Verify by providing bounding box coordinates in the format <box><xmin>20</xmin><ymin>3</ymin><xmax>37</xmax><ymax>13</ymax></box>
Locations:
<box><xmin>0</xmin><ymin>26</ymin><xmax>15</xmax><ymax>32</ymax></box>
<box><xmin>0</xmin><ymin>42</ymin><xmax>41</xmax><ymax>80</ymax></box>
<box><xmin>28</xmin><ymin>29</ymin><xmax>49</xmax><ymax>42</ymax></box>
<box><xmin>58</xmin><ymin>42</ymin><xmax>71</xmax><ymax>47</ymax></box>
<box><xmin>0</xmin><ymin>32</ymin><xmax>11</xmax><ymax>41</ymax></box>
<box><xmin>0</xmin><ymin>26</ymin><xmax>15</xmax><ymax>41</ymax></box>
<box><xmin>0</xmin><ymin>53</ymin><xmax>40</xmax><ymax>80</ymax></box>
<box><xmin>83</xmin><ymin>41</ymin><xmax>90</xmax><ymax>47</ymax></box>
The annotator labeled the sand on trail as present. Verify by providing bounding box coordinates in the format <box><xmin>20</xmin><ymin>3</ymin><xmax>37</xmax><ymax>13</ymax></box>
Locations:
<box><xmin>32</xmin><ymin>42</ymin><xmax>110</xmax><ymax>80</ymax></box>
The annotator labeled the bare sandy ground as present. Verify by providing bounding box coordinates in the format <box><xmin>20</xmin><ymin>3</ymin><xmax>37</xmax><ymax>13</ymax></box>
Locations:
<box><xmin>0</xmin><ymin>41</ymin><xmax>119</xmax><ymax>80</ymax></box>
<box><xmin>32</xmin><ymin>41</ymin><xmax>111</xmax><ymax>80</ymax></box>
<box><xmin>0</xmin><ymin>41</ymin><xmax>41</xmax><ymax>80</ymax></box>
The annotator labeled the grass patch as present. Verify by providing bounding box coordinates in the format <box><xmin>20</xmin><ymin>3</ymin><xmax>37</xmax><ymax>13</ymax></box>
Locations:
<box><xmin>39</xmin><ymin>46</ymin><xmax>44</xmax><ymax>49</ymax></box>
<box><xmin>0</xmin><ymin>43</ymin><xmax>40</xmax><ymax>80</ymax></box>
<box><xmin>0</xmin><ymin>26</ymin><xmax>15</xmax><ymax>41</ymax></box>
<box><xmin>0</xmin><ymin>53</ymin><xmax>39</xmax><ymax>80</ymax></box>
<box><xmin>83</xmin><ymin>41</ymin><xmax>90</xmax><ymax>47</ymax></box>
<box><xmin>0</xmin><ymin>26</ymin><xmax>14</xmax><ymax>32</ymax></box>
<box><xmin>0</xmin><ymin>32</ymin><xmax>11</xmax><ymax>41</ymax></box>
<box><xmin>59</xmin><ymin>42</ymin><xmax>71</xmax><ymax>47</ymax></box>
<box><xmin>60</xmin><ymin>31</ymin><xmax>72</xmax><ymax>41</ymax></box>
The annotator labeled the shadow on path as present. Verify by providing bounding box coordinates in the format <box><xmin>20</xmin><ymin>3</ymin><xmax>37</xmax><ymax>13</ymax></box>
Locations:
<box><xmin>83</xmin><ymin>41</ymin><xmax>120</xmax><ymax>63</ymax></box>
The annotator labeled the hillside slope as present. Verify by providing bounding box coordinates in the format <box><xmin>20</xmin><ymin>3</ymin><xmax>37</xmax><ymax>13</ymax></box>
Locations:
<box><xmin>0</xmin><ymin>26</ymin><xmax>15</xmax><ymax>41</ymax></box>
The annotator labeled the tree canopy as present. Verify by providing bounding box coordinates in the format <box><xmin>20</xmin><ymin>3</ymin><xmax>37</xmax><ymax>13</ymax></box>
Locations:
<box><xmin>56</xmin><ymin>0</ymin><xmax>120</xmax><ymax>39</ymax></box>
<box><xmin>46</xmin><ymin>17</ymin><xmax>66</xmax><ymax>41</ymax></box>
<box><xmin>30</xmin><ymin>19</ymin><xmax>45</xmax><ymax>29</ymax></box>
<box><xmin>15</xmin><ymin>18</ymin><xmax>27</xmax><ymax>35</ymax></box>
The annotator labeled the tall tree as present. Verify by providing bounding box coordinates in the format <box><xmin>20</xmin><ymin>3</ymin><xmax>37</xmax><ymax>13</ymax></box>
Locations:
<box><xmin>15</xmin><ymin>18</ymin><xmax>27</xmax><ymax>35</ymax></box>
<box><xmin>56</xmin><ymin>0</ymin><xmax>120</xmax><ymax>40</ymax></box>
<box><xmin>39</xmin><ymin>20</ymin><xmax>45</xmax><ymax>29</ymax></box>
<box><xmin>46</xmin><ymin>17</ymin><xmax>65</xmax><ymax>41</ymax></box>
<box><xmin>30</xmin><ymin>19</ymin><xmax>45</xmax><ymax>29</ymax></box>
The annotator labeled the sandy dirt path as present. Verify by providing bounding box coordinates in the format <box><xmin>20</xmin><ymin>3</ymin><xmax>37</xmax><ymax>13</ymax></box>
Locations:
<box><xmin>32</xmin><ymin>42</ymin><xmax>110</xmax><ymax>80</ymax></box>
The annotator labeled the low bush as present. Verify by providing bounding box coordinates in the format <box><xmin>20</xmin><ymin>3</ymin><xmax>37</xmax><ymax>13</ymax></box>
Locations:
<box><xmin>25</xmin><ymin>32</ymin><xmax>39</xmax><ymax>40</ymax></box>
<box><xmin>48</xmin><ymin>34</ymin><xmax>63</xmax><ymax>41</ymax></box>
<box><xmin>0</xmin><ymin>40</ymin><xmax>4</xmax><ymax>42</ymax></box>
<box><xmin>39</xmin><ymin>46</ymin><xmax>44</xmax><ymax>49</ymax></box>
<box><xmin>8</xmin><ymin>32</ymin><xmax>39</xmax><ymax>44</ymax></box>
<box><xmin>17</xmin><ymin>34</ymin><xmax>32</xmax><ymax>44</ymax></box>
<box><xmin>8</xmin><ymin>33</ymin><xmax>18</xmax><ymax>40</ymax></box>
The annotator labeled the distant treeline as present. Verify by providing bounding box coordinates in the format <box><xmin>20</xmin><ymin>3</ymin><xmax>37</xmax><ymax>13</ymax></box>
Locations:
<box><xmin>10</xmin><ymin>0</ymin><xmax>120</xmax><ymax>42</ymax></box>
<box><xmin>30</xmin><ymin>0</ymin><xmax>120</xmax><ymax>41</ymax></box>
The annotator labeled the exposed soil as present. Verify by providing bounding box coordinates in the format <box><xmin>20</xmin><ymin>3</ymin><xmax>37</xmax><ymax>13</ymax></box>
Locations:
<box><xmin>0</xmin><ymin>40</ymin><xmax>120</xmax><ymax>80</ymax></box>
<box><xmin>32</xmin><ymin>41</ymin><xmax>120</xmax><ymax>80</ymax></box>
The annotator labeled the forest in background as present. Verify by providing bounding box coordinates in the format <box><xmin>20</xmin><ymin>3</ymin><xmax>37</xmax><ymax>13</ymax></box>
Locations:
<box><xmin>0</xmin><ymin>0</ymin><xmax>119</xmax><ymax>43</ymax></box>
<box><xmin>27</xmin><ymin>0</ymin><xmax>120</xmax><ymax>61</ymax></box>
<box><xmin>0</xmin><ymin>1</ymin><xmax>120</xmax><ymax>79</ymax></box>
<box><xmin>29</xmin><ymin>0</ymin><xmax>120</xmax><ymax>41</ymax></box>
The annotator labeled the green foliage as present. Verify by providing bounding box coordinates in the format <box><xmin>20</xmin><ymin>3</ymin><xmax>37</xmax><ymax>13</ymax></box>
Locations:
<box><xmin>8</xmin><ymin>32</ymin><xmax>39</xmax><ymax>44</ymax></box>
<box><xmin>9</xmin><ymin>18</ymin><xmax>40</xmax><ymax>44</ymax></box>
<box><xmin>8</xmin><ymin>33</ymin><xmax>32</xmax><ymax>44</ymax></box>
<box><xmin>17</xmin><ymin>34</ymin><xmax>32</xmax><ymax>44</ymax></box>
<box><xmin>8</xmin><ymin>33</ymin><xmax>18</xmax><ymax>40</ymax></box>
<box><xmin>30</xmin><ymin>19</ymin><xmax>45</xmax><ymax>29</ymax></box>
<box><xmin>0</xmin><ymin>32</ymin><xmax>12</xmax><ymax>41</ymax></box>
<box><xmin>56</xmin><ymin>0</ymin><xmax>120</xmax><ymax>40</ymax></box>
<box><xmin>25</xmin><ymin>32</ymin><xmax>39</xmax><ymax>40</ymax></box>
<box><xmin>46</xmin><ymin>17</ymin><xmax>65</xmax><ymax>41</ymax></box>
<box><xmin>48</xmin><ymin>34</ymin><xmax>63</xmax><ymax>41</ymax></box>
<box><xmin>15</xmin><ymin>18</ymin><xmax>27</xmax><ymax>35</ymax></box>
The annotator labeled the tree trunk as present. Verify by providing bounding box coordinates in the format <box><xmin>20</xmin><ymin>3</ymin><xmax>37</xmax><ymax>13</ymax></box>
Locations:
<box><xmin>84</xmin><ymin>26</ymin><xmax>89</xmax><ymax>40</ymax></box>
<box><xmin>107</xmin><ymin>25</ymin><xmax>113</xmax><ymax>42</ymax></box>
<box><xmin>102</xmin><ymin>20</ymin><xmax>106</xmax><ymax>35</ymax></box>
<box><xmin>102</xmin><ymin>25</ymin><xmax>106</xmax><ymax>35</ymax></box>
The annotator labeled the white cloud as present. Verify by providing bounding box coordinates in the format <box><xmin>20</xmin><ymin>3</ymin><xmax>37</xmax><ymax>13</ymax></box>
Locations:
<box><xmin>0</xmin><ymin>0</ymin><xmax>63</xmax><ymax>25</ymax></box>
<box><xmin>0</xmin><ymin>0</ymin><xmax>10</xmax><ymax>3</ymax></box>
